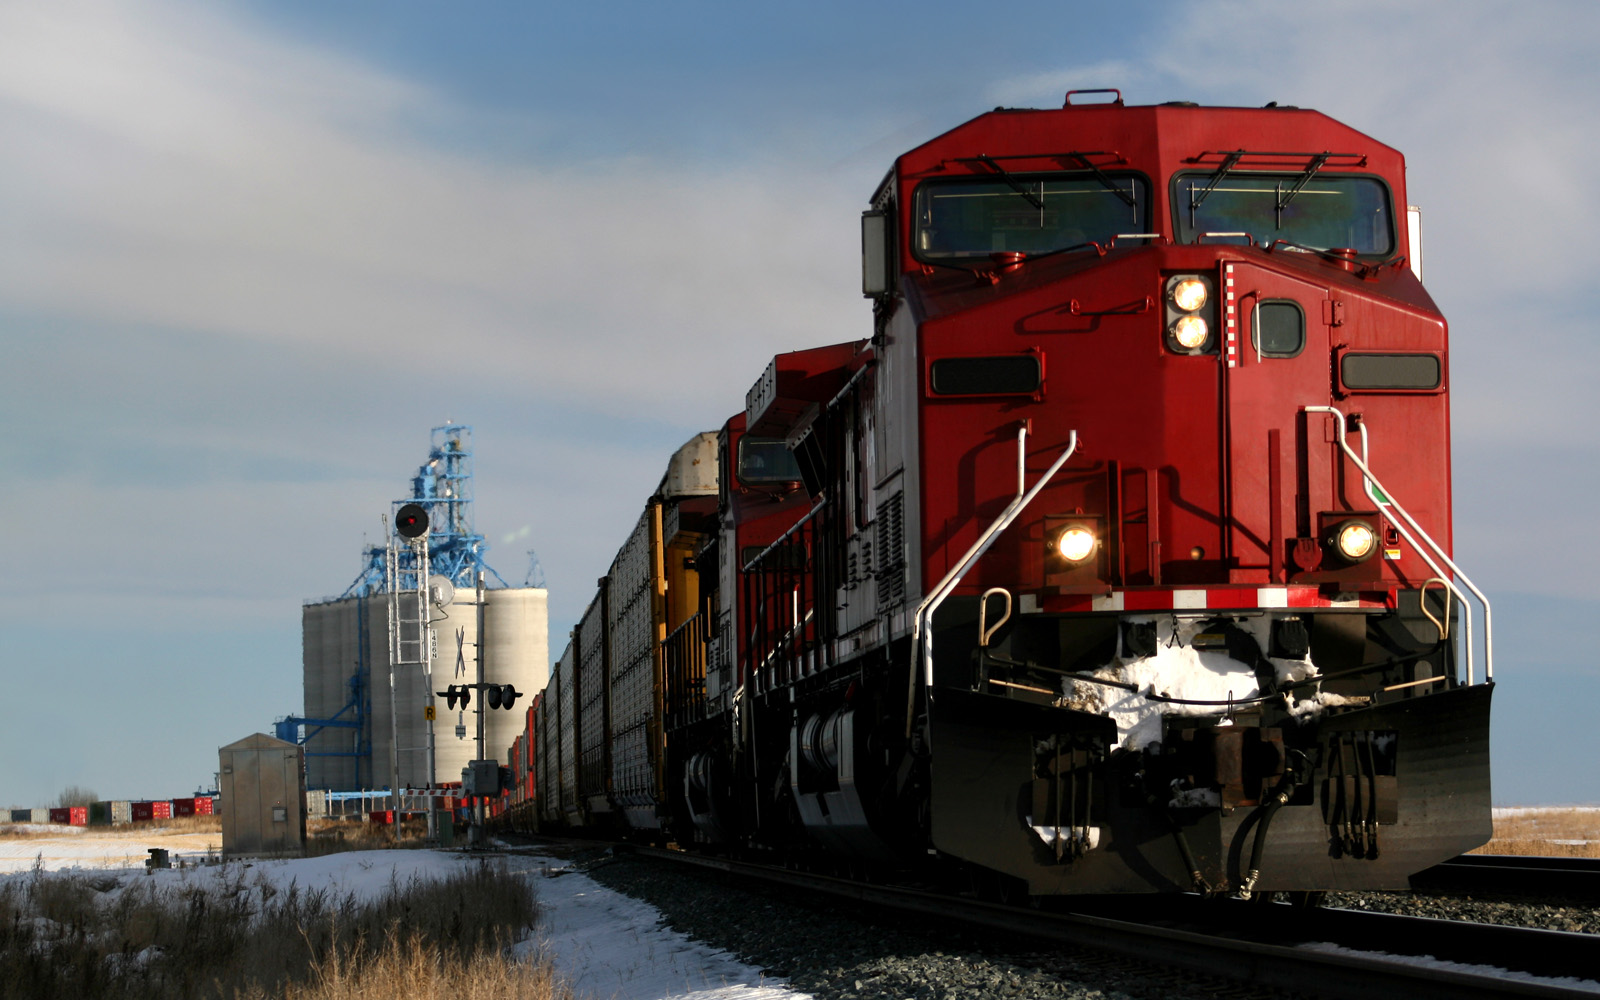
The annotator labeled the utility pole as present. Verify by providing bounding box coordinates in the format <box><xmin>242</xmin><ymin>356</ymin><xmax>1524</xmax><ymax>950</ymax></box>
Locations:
<box><xmin>473</xmin><ymin>569</ymin><xmax>486</xmax><ymax>846</ymax></box>
<box><xmin>384</xmin><ymin>513</ymin><xmax>399</xmax><ymax>840</ymax></box>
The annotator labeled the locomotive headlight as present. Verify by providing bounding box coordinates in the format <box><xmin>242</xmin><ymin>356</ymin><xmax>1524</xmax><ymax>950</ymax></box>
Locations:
<box><xmin>1171</xmin><ymin>315</ymin><xmax>1209</xmax><ymax>350</ymax></box>
<box><xmin>1170</xmin><ymin>277</ymin><xmax>1208</xmax><ymax>312</ymax></box>
<box><xmin>1053</xmin><ymin>526</ymin><xmax>1097</xmax><ymax>563</ymax></box>
<box><xmin>1334</xmin><ymin>520</ymin><xmax>1376</xmax><ymax>561</ymax></box>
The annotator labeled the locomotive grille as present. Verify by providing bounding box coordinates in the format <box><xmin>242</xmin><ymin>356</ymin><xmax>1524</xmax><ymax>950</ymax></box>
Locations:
<box><xmin>876</xmin><ymin>491</ymin><xmax>905</xmax><ymax>608</ymax></box>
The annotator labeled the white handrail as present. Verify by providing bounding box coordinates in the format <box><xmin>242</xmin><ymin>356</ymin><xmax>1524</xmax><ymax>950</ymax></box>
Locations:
<box><xmin>1305</xmin><ymin>406</ymin><xmax>1492</xmax><ymax>682</ymax></box>
<box><xmin>1363</xmin><ymin>419</ymin><xmax>1472</xmax><ymax>678</ymax></box>
<box><xmin>910</xmin><ymin>426</ymin><xmax>1078</xmax><ymax>709</ymax></box>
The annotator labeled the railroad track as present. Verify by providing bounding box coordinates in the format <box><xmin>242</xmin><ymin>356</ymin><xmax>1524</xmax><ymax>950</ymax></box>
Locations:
<box><xmin>615</xmin><ymin>845</ymin><xmax>1598</xmax><ymax>999</ymax></box>
<box><xmin>1411</xmin><ymin>854</ymin><xmax>1600</xmax><ymax>900</ymax></box>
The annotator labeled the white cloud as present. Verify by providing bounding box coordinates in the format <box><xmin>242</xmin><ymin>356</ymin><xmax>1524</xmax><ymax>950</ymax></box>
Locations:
<box><xmin>0</xmin><ymin>0</ymin><xmax>872</xmax><ymax>422</ymax></box>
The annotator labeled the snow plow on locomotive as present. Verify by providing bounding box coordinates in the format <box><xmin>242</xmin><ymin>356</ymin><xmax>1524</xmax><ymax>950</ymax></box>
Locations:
<box><xmin>506</xmin><ymin>92</ymin><xmax>1492</xmax><ymax>898</ymax></box>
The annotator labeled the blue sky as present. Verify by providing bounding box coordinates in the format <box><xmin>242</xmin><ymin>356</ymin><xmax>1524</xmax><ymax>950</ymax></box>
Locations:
<box><xmin>2</xmin><ymin>0</ymin><xmax>1597</xmax><ymax>807</ymax></box>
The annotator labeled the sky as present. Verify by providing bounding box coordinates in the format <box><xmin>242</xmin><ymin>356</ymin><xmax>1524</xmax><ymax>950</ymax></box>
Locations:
<box><xmin>1</xmin><ymin>0</ymin><xmax>1597</xmax><ymax>808</ymax></box>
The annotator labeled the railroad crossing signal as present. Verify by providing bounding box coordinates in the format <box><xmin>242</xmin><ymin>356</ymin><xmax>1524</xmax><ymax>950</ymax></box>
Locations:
<box><xmin>436</xmin><ymin>683</ymin><xmax>521</xmax><ymax>710</ymax></box>
<box><xmin>486</xmin><ymin>684</ymin><xmax>521</xmax><ymax>710</ymax></box>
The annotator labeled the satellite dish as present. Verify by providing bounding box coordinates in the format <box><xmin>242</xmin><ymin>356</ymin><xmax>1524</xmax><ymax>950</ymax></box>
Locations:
<box><xmin>427</xmin><ymin>574</ymin><xmax>456</xmax><ymax>609</ymax></box>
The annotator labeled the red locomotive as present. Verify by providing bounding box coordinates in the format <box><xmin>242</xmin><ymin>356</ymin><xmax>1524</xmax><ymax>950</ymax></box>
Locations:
<box><xmin>501</xmin><ymin>91</ymin><xmax>1492</xmax><ymax>898</ymax></box>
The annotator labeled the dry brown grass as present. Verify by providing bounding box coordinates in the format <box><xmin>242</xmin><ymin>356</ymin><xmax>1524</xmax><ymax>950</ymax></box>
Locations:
<box><xmin>1470</xmin><ymin>807</ymin><xmax>1600</xmax><ymax>857</ymax></box>
<box><xmin>0</xmin><ymin>815</ymin><xmax>222</xmax><ymax>840</ymax></box>
<box><xmin>235</xmin><ymin>930</ymin><xmax>570</xmax><ymax>1000</ymax></box>
<box><xmin>0</xmin><ymin>856</ymin><xmax>559</xmax><ymax>1000</ymax></box>
<box><xmin>304</xmin><ymin>817</ymin><xmax>440</xmax><ymax>856</ymax></box>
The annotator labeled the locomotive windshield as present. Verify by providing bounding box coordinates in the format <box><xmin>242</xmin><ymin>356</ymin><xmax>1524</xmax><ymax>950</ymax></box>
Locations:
<box><xmin>1175</xmin><ymin>172</ymin><xmax>1395</xmax><ymax>255</ymax></box>
<box><xmin>737</xmin><ymin>437</ymin><xmax>803</xmax><ymax>485</ymax></box>
<box><xmin>913</xmin><ymin>172</ymin><xmax>1149</xmax><ymax>259</ymax></box>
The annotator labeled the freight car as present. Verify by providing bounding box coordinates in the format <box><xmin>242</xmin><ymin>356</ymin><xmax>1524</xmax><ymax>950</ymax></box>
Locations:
<box><xmin>512</xmin><ymin>92</ymin><xmax>1492</xmax><ymax>898</ymax></box>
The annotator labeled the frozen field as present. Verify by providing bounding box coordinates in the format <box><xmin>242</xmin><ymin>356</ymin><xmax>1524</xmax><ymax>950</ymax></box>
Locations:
<box><xmin>0</xmin><ymin>827</ymin><xmax>806</xmax><ymax>1000</ymax></box>
<box><xmin>0</xmin><ymin>823</ymin><xmax>221</xmax><ymax>873</ymax></box>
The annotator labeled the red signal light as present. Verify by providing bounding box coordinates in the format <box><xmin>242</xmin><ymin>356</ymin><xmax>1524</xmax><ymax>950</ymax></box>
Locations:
<box><xmin>396</xmin><ymin>503</ymin><xmax>429</xmax><ymax>539</ymax></box>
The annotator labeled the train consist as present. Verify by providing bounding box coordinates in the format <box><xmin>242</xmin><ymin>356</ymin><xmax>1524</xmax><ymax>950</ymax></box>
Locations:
<box><xmin>500</xmin><ymin>92</ymin><xmax>1492</xmax><ymax>897</ymax></box>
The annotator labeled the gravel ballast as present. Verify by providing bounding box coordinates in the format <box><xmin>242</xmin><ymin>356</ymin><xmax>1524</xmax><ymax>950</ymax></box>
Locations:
<box><xmin>540</xmin><ymin>844</ymin><xmax>1600</xmax><ymax>999</ymax></box>
<box><xmin>1323</xmin><ymin>888</ymin><xmax>1600</xmax><ymax>934</ymax></box>
<box><xmin>577</xmin><ymin>853</ymin><xmax>1283</xmax><ymax>1000</ymax></box>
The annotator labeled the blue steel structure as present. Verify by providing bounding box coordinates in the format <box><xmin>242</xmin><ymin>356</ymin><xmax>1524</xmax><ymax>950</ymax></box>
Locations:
<box><xmin>341</xmin><ymin>424</ymin><xmax>511</xmax><ymax>599</ymax></box>
<box><xmin>277</xmin><ymin>424</ymin><xmax>509</xmax><ymax>786</ymax></box>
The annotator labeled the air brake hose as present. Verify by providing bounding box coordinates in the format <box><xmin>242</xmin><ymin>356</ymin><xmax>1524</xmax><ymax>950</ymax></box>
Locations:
<box><xmin>1167</xmin><ymin>806</ymin><xmax>1212</xmax><ymax>894</ymax></box>
<box><xmin>1237</xmin><ymin>751</ymin><xmax>1309</xmax><ymax>901</ymax></box>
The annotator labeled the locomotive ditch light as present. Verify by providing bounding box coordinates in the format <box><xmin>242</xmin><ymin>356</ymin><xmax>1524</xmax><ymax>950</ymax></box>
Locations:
<box><xmin>1332</xmin><ymin>520</ymin><xmax>1377</xmax><ymax>562</ymax></box>
<box><xmin>1170</xmin><ymin>277</ymin><xmax>1208</xmax><ymax>312</ymax></box>
<box><xmin>1052</xmin><ymin>525</ymin><xmax>1098</xmax><ymax>563</ymax></box>
<box><xmin>1170</xmin><ymin>315</ymin><xmax>1209</xmax><ymax>350</ymax></box>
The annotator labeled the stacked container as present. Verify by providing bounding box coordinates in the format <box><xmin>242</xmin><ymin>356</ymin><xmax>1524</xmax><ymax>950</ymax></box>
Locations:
<box><xmin>578</xmin><ymin>595</ymin><xmax>609</xmax><ymax>815</ymax></box>
<box><xmin>130</xmin><ymin>801</ymin><xmax>173</xmax><ymax>822</ymax></box>
<box><xmin>608</xmin><ymin>506</ymin><xmax>660</xmax><ymax>829</ymax></box>
<box><xmin>89</xmin><ymin>800</ymin><xmax>132</xmax><ymax>826</ymax></box>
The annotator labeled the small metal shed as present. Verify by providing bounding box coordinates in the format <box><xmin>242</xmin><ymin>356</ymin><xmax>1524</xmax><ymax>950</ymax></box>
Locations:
<box><xmin>218</xmin><ymin>733</ymin><xmax>307</xmax><ymax>859</ymax></box>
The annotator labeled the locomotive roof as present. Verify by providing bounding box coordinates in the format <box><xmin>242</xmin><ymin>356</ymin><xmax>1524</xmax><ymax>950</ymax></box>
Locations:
<box><xmin>886</xmin><ymin>100</ymin><xmax>1404</xmax><ymax>195</ymax></box>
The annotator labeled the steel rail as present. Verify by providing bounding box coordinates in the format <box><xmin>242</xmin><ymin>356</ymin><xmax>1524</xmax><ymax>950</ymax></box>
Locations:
<box><xmin>621</xmin><ymin>846</ymin><xmax>1599</xmax><ymax>1000</ymax></box>
<box><xmin>1410</xmin><ymin>853</ymin><xmax>1600</xmax><ymax>900</ymax></box>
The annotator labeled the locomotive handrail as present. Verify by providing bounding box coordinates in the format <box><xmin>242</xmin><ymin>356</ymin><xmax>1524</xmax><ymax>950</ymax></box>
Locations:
<box><xmin>1304</xmin><ymin>405</ymin><xmax>1493</xmax><ymax>682</ymax></box>
<box><xmin>741</xmin><ymin>497</ymin><xmax>826</xmax><ymax>575</ymax></box>
<box><xmin>907</xmin><ymin>425</ymin><xmax>1078</xmax><ymax>735</ymax></box>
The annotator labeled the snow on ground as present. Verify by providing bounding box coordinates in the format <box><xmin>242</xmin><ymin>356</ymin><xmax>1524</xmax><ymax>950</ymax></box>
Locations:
<box><xmin>1299</xmin><ymin>942</ymin><xmax>1600</xmax><ymax>994</ymax></box>
<box><xmin>510</xmin><ymin>856</ymin><xmax>807</xmax><ymax>1000</ymax></box>
<box><xmin>0</xmin><ymin>825</ymin><xmax>221</xmax><ymax>873</ymax></box>
<box><xmin>0</xmin><ymin>830</ymin><xmax>807</xmax><ymax>1000</ymax></box>
<box><xmin>1492</xmin><ymin>806</ymin><xmax>1600</xmax><ymax>816</ymax></box>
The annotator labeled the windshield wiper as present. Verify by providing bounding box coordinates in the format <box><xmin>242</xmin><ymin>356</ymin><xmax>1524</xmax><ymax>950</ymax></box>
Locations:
<box><xmin>1191</xmin><ymin>150</ymin><xmax>1244</xmax><ymax>213</ymax></box>
<box><xmin>1277</xmin><ymin>151</ymin><xmax>1333</xmax><ymax>212</ymax></box>
<box><xmin>1064</xmin><ymin>152</ymin><xmax>1136</xmax><ymax>207</ymax></box>
<box><xmin>973</xmin><ymin>155</ymin><xmax>1045</xmax><ymax>210</ymax></box>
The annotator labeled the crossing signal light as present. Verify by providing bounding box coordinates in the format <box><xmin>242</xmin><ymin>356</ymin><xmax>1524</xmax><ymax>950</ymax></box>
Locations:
<box><xmin>438</xmin><ymin>684</ymin><xmax>470</xmax><ymax>710</ymax></box>
<box><xmin>395</xmin><ymin>503</ymin><xmax>429</xmax><ymax>539</ymax></box>
<box><xmin>486</xmin><ymin>684</ymin><xmax>521</xmax><ymax>710</ymax></box>
<box><xmin>435</xmin><ymin>683</ymin><xmax>519</xmax><ymax>711</ymax></box>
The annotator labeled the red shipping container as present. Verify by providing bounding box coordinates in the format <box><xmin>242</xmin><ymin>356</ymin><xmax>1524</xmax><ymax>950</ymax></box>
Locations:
<box><xmin>49</xmin><ymin>807</ymin><xmax>89</xmax><ymax>826</ymax></box>
<box><xmin>171</xmin><ymin>798</ymin><xmax>195</xmax><ymax>817</ymax></box>
<box><xmin>131</xmin><ymin>802</ymin><xmax>154</xmax><ymax>822</ymax></box>
<box><xmin>151</xmin><ymin>800</ymin><xmax>172</xmax><ymax>819</ymax></box>
<box><xmin>369</xmin><ymin>810</ymin><xmax>393</xmax><ymax>824</ymax></box>
<box><xmin>48</xmin><ymin>807</ymin><xmax>69</xmax><ymax>824</ymax></box>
